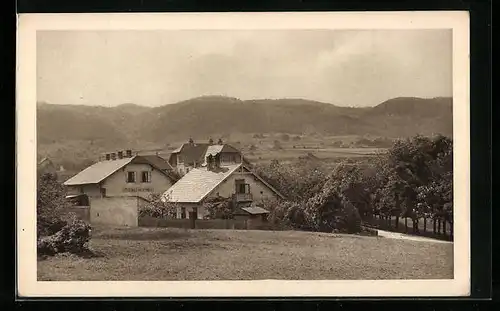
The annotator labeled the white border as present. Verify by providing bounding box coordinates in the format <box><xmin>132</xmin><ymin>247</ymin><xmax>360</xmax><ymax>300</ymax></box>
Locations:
<box><xmin>16</xmin><ymin>11</ymin><xmax>470</xmax><ymax>297</ymax></box>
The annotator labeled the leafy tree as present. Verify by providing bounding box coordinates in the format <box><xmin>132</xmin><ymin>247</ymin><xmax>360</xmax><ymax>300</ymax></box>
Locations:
<box><xmin>254</xmin><ymin>159</ymin><xmax>327</xmax><ymax>202</ymax></box>
<box><xmin>37</xmin><ymin>172</ymin><xmax>70</xmax><ymax>236</ymax></box>
<box><xmin>303</xmin><ymin>163</ymin><xmax>364</xmax><ymax>233</ymax></box>
<box><xmin>369</xmin><ymin>135</ymin><xmax>453</xmax><ymax>234</ymax></box>
<box><xmin>37</xmin><ymin>172</ymin><xmax>92</xmax><ymax>257</ymax></box>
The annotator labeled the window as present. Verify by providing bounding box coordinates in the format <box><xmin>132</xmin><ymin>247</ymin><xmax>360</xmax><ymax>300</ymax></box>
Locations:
<box><xmin>141</xmin><ymin>171</ymin><xmax>151</xmax><ymax>183</ymax></box>
<box><xmin>235</xmin><ymin>179</ymin><xmax>248</xmax><ymax>194</ymax></box>
<box><xmin>126</xmin><ymin>171</ymin><xmax>136</xmax><ymax>183</ymax></box>
<box><xmin>238</xmin><ymin>184</ymin><xmax>246</xmax><ymax>194</ymax></box>
<box><xmin>181</xmin><ymin>207</ymin><xmax>186</xmax><ymax>219</ymax></box>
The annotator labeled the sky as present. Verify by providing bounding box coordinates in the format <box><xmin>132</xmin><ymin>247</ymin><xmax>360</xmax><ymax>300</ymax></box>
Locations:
<box><xmin>37</xmin><ymin>29</ymin><xmax>452</xmax><ymax>108</ymax></box>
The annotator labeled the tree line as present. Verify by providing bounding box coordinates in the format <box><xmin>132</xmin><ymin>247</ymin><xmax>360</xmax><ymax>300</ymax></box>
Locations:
<box><xmin>253</xmin><ymin>134</ymin><xmax>453</xmax><ymax>237</ymax></box>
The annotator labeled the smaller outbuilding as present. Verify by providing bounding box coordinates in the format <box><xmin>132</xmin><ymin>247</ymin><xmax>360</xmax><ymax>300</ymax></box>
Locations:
<box><xmin>233</xmin><ymin>205</ymin><xmax>270</xmax><ymax>228</ymax></box>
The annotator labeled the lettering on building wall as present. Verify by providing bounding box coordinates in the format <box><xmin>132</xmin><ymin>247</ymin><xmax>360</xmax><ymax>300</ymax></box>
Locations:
<box><xmin>122</xmin><ymin>187</ymin><xmax>154</xmax><ymax>193</ymax></box>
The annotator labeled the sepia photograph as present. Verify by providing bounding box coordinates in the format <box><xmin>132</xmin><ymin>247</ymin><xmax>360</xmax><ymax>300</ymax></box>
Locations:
<box><xmin>17</xmin><ymin>12</ymin><xmax>470</xmax><ymax>297</ymax></box>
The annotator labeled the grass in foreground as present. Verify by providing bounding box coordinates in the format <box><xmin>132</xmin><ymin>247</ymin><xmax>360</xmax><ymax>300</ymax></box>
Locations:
<box><xmin>38</xmin><ymin>227</ymin><xmax>453</xmax><ymax>281</ymax></box>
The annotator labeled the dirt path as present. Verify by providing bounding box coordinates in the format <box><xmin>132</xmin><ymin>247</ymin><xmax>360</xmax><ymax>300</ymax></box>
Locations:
<box><xmin>376</xmin><ymin>229</ymin><xmax>453</xmax><ymax>244</ymax></box>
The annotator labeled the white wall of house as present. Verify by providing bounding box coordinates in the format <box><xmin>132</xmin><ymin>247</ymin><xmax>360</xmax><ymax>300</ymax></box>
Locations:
<box><xmin>174</xmin><ymin>162</ymin><xmax>192</xmax><ymax>176</ymax></box>
<box><xmin>90</xmin><ymin>196</ymin><xmax>140</xmax><ymax>227</ymax></box>
<box><xmin>102</xmin><ymin>163</ymin><xmax>174</xmax><ymax>199</ymax></box>
<box><xmin>206</xmin><ymin>171</ymin><xmax>278</xmax><ymax>203</ymax></box>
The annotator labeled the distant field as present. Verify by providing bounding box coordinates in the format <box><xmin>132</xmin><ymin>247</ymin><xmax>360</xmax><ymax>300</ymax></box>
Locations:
<box><xmin>245</xmin><ymin>147</ymin><xmax>385</xmax><ymax>163</ymax></box>
<box><xmin>38</xmin><ymin>227</ymin><xmax>453</xmax><ymax>281</ymax></box>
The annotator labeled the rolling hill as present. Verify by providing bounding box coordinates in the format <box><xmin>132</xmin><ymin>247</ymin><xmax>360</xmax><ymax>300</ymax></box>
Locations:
<box><xmin>36</xmin><ymin>96</ymin><xmax>452</xmax><ymax>170</ymax></box>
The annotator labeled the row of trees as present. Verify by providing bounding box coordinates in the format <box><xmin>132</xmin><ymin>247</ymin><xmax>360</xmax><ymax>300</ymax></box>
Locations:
<box><xmin>253</xmin><ymin>134</ymin><xmax>453</xmax><ymax>236</ymax></box>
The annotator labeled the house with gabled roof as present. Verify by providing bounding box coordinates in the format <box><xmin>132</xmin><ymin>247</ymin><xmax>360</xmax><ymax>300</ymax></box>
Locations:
<box><xmin>168</xmin><ymin>138</ymin><xmax>252</xmax><ymax>177</ymax></box>
<box><xmin>161</xmin><ymin>154</ymin><xmax>285</xmax><ymax>219</ymax></box>
<box><xmin>64</xmin><ymin>150</ymin><xmax>177</xmax><ymax>200</ymax></box>
<box><xmin>63</xmin><ymin>150</ymin><xmax>179</xmax><ymax>227</ymax></box>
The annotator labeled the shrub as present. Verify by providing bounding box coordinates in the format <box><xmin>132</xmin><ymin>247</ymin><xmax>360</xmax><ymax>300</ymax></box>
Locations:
<box><xmin>203</xmin><ymin>196</ymin><xmax>234</xmax><ymax>219</ymax></box>
<box><xmin>37</xmin><ymin>217</ymin><xmax>91</xmax><ymax>257</ymax></box>
<box><xmin>138</xmin><ymin>193</ymin><xmax>178</xmax><ymax>219</ymax></box>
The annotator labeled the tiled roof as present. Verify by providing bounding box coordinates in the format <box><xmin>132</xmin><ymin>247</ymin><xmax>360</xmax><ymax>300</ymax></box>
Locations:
<box><xmin>204</xmin><ymin>145</ymin><xmax>224</xmax><ymax>158</ymax></box>
<box><xmin>63</xmin><ymin>157</ymin><xmax>134</xmax><ymax>186</ymax></box>
<box><xmin>169</xmin><ymin>143</ymin><xmax>209</xmax><ymax>165</ymax></box>
<box><xmin>140</xmin><ymin>155</ymin><xmax>174</xmax><ymax>171</ymax></box>
<box><xmin>63</xmin><ymin>155</ymin><xmax>176</xmax><ymax>186</ymax></box>
<box><xmin>162</xmin><ymin>163</ymin><xmax>286</xmax><ymax>203</ymax></box>
<box><xmin>162</xmin><ymin>164</ymin><xmax>242</xmax><ymax>203</ymax></box>
<box><xmin>38</xmin><ymin>157</ymin><xmax>49</xmax><ymax>166</ymax></box>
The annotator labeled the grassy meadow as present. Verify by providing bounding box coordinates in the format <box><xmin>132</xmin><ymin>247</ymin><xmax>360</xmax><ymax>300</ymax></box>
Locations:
<box><xmin>38</xmin><ymin>227</ymin><xmax>453</xmax><ymax>281</ymax></box>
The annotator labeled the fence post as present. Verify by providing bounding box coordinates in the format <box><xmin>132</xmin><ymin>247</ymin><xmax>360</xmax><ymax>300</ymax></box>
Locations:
<box><xmin>189</xmin><ymin>212</ymin><xmax>196</xmax><ymax>229</ymax></box>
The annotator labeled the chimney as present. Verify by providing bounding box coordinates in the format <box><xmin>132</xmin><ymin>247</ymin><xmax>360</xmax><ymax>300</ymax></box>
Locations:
<box><xmin>207</xmin><ymin>154</ymin><xmax>214</xmax><ymax>170</ymax></box>
<box><xmin>126</xmin><ymin>149</ymin><xmax>132</xmax><ymax>158</ymax></box>
<box><xmin>105</xmin><ymin>153</ymin><xmax>111</xmax><ymax>161</ymax></box>
<box><xmin>217</xmin><ymin>138</ymin><xmax>223</xmax><ymax>145</ymax></box>
<box><xmin>111</xmin><ymin>152</ymin><xmax>116</xmax><ymax>160</ymax></box>
<box><xmin>214</xmin><ymin>153</ymin><xmax>221</xmax><ymax>168</ymax></box>
<box><xmin>118</xmin><ymin>151</ymin><xmax>123</xmax><ymax>159</ymax></box>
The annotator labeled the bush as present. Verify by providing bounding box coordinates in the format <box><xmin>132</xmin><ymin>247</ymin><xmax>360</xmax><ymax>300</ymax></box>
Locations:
<box><xmin>203</xmin><ymin>196</ymin><xmax>234</xmax><ymax>219</ymax></box>
<box><xmin>37</xmin><ymin>217</ymin><xmax>91</xmax><ymax>257</ymax></box>
<box><xmin>138</xmin><ymin>193</ymin><xmax>178</xmax><ymax>219</ymax></box>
